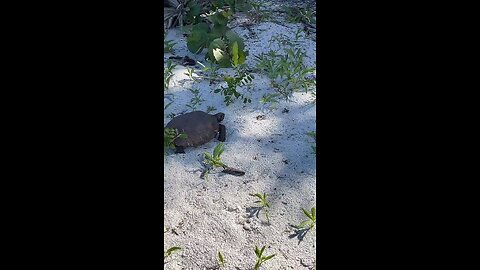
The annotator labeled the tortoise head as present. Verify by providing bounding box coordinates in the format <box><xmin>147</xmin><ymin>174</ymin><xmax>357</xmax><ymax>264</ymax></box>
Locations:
<box><xmin>214</xmin><ymin>113</ymin><xmax>225</xmax><ymax>122</ymax></box>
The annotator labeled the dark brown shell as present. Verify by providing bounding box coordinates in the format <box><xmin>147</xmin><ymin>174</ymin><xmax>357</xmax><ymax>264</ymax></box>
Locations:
<box><xmin>165</xmin><ymin>111</ymin><xmax>220</xmax><ymax>147</ymax></box>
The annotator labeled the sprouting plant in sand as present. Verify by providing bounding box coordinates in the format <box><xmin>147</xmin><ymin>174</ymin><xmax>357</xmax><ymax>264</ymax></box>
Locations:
<box><xmin>164</xmin><ymin>59</ymin><xmax>176</xmax><ymax>90</ymax></box>
<box><xmin>253</xmin><ymin>193</ymin><xmax>271</xmax><ymax>223</ymax></box>
<box><xmin>204</xmin><ymin>142</ymin><xmax>226</xmax><ymax>168</ymax></box>
<box><xmin>297</xmin><ymin>207</ymin><xmax>316</xmax><ymax>230</ymax></box>
<box><xmin>289</xmin><ymin>207</ymin><xmax>316</xmax><ymax>243</ymax></box>
<box><xmin>254</xmin><ymin>35</ymin><xmax>315</xmax><ymax>99</ymax></box>
<box><xmin>164</xmin><ymin>128</ymin><xmax>187</xmax><ymax>155</ymax></box>
<box><xmin>202</xmin><ymin>142</ymin><xmax>245</xmax><ymax>180</ymax></box>
<box><xmin>253</xmin><ymin>245</ymin><xmax>276</xmax><ymax>270</ymax></box>
<box><xmin>217</xmin><ymin>251</ymin><xmax>226</xmax><ymax>267</ymax></box>
<box><xmin>202</xmin><ymin>142</ymin><xmax>226</xmax><ymax>180</ymax></box>
<box><xmin>306</xmin><ymin>131</ymin><xmax>316</xmax><ymax>155</ymax></box>
<box><xmin>184</xmin><ymin>67</ymin><xmax>197</xmax><ymax>82</ymax></box>
<box><xmin>164</xmin><ymin>246</ymin><xmax>181</xmax><ymax>260</ymax></box>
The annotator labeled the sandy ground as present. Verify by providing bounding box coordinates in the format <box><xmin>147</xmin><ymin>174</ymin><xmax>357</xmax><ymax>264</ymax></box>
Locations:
<box><xmin>164</xmin><ymin>2</ymin><xmax>316</xmax><ymax>269</ymax></box>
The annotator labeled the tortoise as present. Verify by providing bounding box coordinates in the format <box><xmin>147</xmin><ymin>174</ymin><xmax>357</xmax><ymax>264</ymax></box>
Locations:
<box><xmin>165</xmin><ymin>111</ymin><xmax>226</xmax><ymax>153</ymax></box>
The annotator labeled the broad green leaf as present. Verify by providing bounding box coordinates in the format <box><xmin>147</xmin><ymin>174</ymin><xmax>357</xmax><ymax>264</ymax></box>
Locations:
<box><xmin>225</xmin><ymin>30</ymin><xmax>245</xmax><ymax>51</ymax></box>
<box><xmin>187</xmin><ymin>30</ymin><xmax>209</xmax><ymax>54</ymax></box>
<box><xmin>231</xmin><ymin>41</ymin><xmax>239</xmax><ymax>66</ymax></box>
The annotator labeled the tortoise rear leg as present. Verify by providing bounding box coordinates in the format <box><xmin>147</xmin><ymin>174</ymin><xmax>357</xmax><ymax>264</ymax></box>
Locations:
<box><xmin>175</xmin><ymin>145</ymin><xmax>185</xmax><ymax>154</ymax></box>
<box><xmin>218</xmin><ymin>124</ymin><xmax>226</xmax><ymax>142</ymax></box>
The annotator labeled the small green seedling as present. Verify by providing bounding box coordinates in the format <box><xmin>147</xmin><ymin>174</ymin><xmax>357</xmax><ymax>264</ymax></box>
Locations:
<box><xmin>164</xmin><ymin>59</ymin><xmax>177</xmax><ymax>90</ymax></box>
<box><xmin>164</xmin><ymin>246</ymin><xmax>181</xmax><ymax>260</ymax></box>
<box><xmin>202</xmin><ymin>142</ymin><xmax>226</xmax><ymax>180</ymax></box>
<box><xmin>217</xmin><ymin>251</ymin><xmax>225</xmax><ymax>267</ymax></box>
<box><xmin>184</xmin><ymin>67</ymin><xmax>197</xmax><ymax>82</ymax></box>
<box><xmin>254</xmin><ymin>245</ymin><xmax>276</xmax><ymax>270</ymax></box>
<box><xmin>298</xmin><ymin>207</ymin><xmax>316</xmax><ymax>230</ymax></box>
<box><xmin>204</xmin><ymin>142</ymin><xmax>226</xmax><ymax>168</ymax></box>
<box><xmin>253</xmin><ymin>193</ymin><xmax>271</xmax><ymax>223</ymax></box>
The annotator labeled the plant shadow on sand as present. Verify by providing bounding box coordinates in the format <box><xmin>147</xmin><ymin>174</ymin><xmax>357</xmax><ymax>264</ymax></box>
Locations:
<box><xmin>245</xmin><ymin>206</ymin><xmax>271</xmax><ymax>225</ymax></box>
<box><xmin>288</xmin><ymin>225</ymin><xmax>313</xmax><ymax>245</ymax></box>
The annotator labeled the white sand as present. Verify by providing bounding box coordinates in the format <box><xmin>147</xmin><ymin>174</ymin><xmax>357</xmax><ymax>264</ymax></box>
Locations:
<box><xmin>164</xmin><ymin>4</ymin><xmax>316</xmax><ymax>269</ymax></box>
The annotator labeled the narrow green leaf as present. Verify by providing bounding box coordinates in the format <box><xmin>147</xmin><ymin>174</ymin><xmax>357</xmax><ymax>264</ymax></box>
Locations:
<box><xmin>259</xmin><ymin>246</ymin><xmax>266</xmax><ymax>257</ymax></box>
<box><xmin>254</xmin><ymin>246</ymin><xmax>260</xmax><ymax>257</ymax></box>
<box><xmin>311</xmin><ymin>207</ymin><xmax>316</xmax><ymax>219</ymax></box>
<box><xmin>302</xmin><ymin>208</ymin><xmax>313</xmax><ymax>220</ymax></box>
<box><xmin>298</xmin><ymin>220</ymin><xmax>311</xmax><ymax>229</ymax></box>
<box><xmin>218</xmin><ymin>251</ymin><xmax>224</xmax><ymax>264</ymax></box>
<box><xmin>263</xmin><ymin>254</ymin><xmax>276</xmax><ymax>261</ymax></box>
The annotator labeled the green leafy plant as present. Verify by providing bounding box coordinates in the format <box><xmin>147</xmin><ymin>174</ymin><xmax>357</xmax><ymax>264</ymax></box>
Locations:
<box><xmin>253</xmin><ymin>245</ymin><xmax>276</xmax><ymax>270</ymax></box>
<box><xmin>288</xmin><ymin>207</ymin><xmax>316</xmax><ymax>243</ymax></box>
<box><xmin>164</xmin><ymin>246</ymin><xmax>182</xmax><ymax>260</ymax></box>
<box><xmin>217</xmin><ymin>251</ymin><xmax>225</xmax><ymax>267</ymax></box>
<box><xmin>164</xmin><ymin>59</ymin><xmax>177</xmax><ymax>90</ymax></box>
<box><xmin>253</xmin><ymin>193</ymin><xmax>271</xmax><ymax>223</ymax></box>
<box><xmin>186</xmin><ymin>88</ymin><xmax>205</xmax><ymax>111</ymax></box>
<box><xmin>186</xmin><ymin>6</ymin><xmax>249</xmax><ymax>68</ymax></box>
<box><xmin>297</xmin><ymin>207</ymin><xmax>316</xmax><ymax>230</ymax></box>
<box><xmin>248</xmin><ymin>0</ymin><xmax>271</xmax><ymax>22</ymax></box>
<box><xmin>184</xmin><ymin>67</ymin><xmax>197</xmax><ymax>81</ymax></box>
<box><xmin>255</xmin><ymin>46</ymin><xmax>315</xmax><ymax>99</ymax></box>
<box><xmin>285</xmin><ymin>6</ymin><xmax>316</xmax><ymax>24</ymax></box>
<box><xmin>202</xmin><ymin>142</ymin><xmax>226</xmax><ymax>180</ymax></box>
<box><xmin>201</xmin><ymin>142</ymin><xmax>245</xmax><ymax>179</ymax></box>
<box><xmin>164</xmin><ymin>128</ymin><xmax>187</xmax><ymax>155</ymax></box>
<box><xmin>214</xmin><ymin>69</ymin><xmax>253</xmax><ymax>106</ymax></box>
<box><xmin>204</xmin><ymin>142</ymin><xmax>226</xmax><ymax>168</ymax></box>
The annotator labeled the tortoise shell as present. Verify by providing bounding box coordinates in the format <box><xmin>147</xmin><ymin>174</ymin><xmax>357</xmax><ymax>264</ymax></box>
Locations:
<box><xmin>165</xmin><ymin>111</ymin><xmax>225</xmax><ymax>147</ymax></box>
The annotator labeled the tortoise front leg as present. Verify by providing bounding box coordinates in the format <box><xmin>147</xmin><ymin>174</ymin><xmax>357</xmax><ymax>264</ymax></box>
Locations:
<box><xmin>218</xmin><ymin>124</ymin><xmax>226</xmax><ymax>142</ymax></box>
<box><xmin>175</xmin><ymin>145</ymin><xmax>186</xmax><ymax>154</ymax></box>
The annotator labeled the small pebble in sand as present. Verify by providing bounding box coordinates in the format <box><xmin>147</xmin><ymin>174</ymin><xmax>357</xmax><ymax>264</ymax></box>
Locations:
<box><xmin>243</xmin><ymin>223</ymin><xmax>251</xmax><ymax>230</ymax></box>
